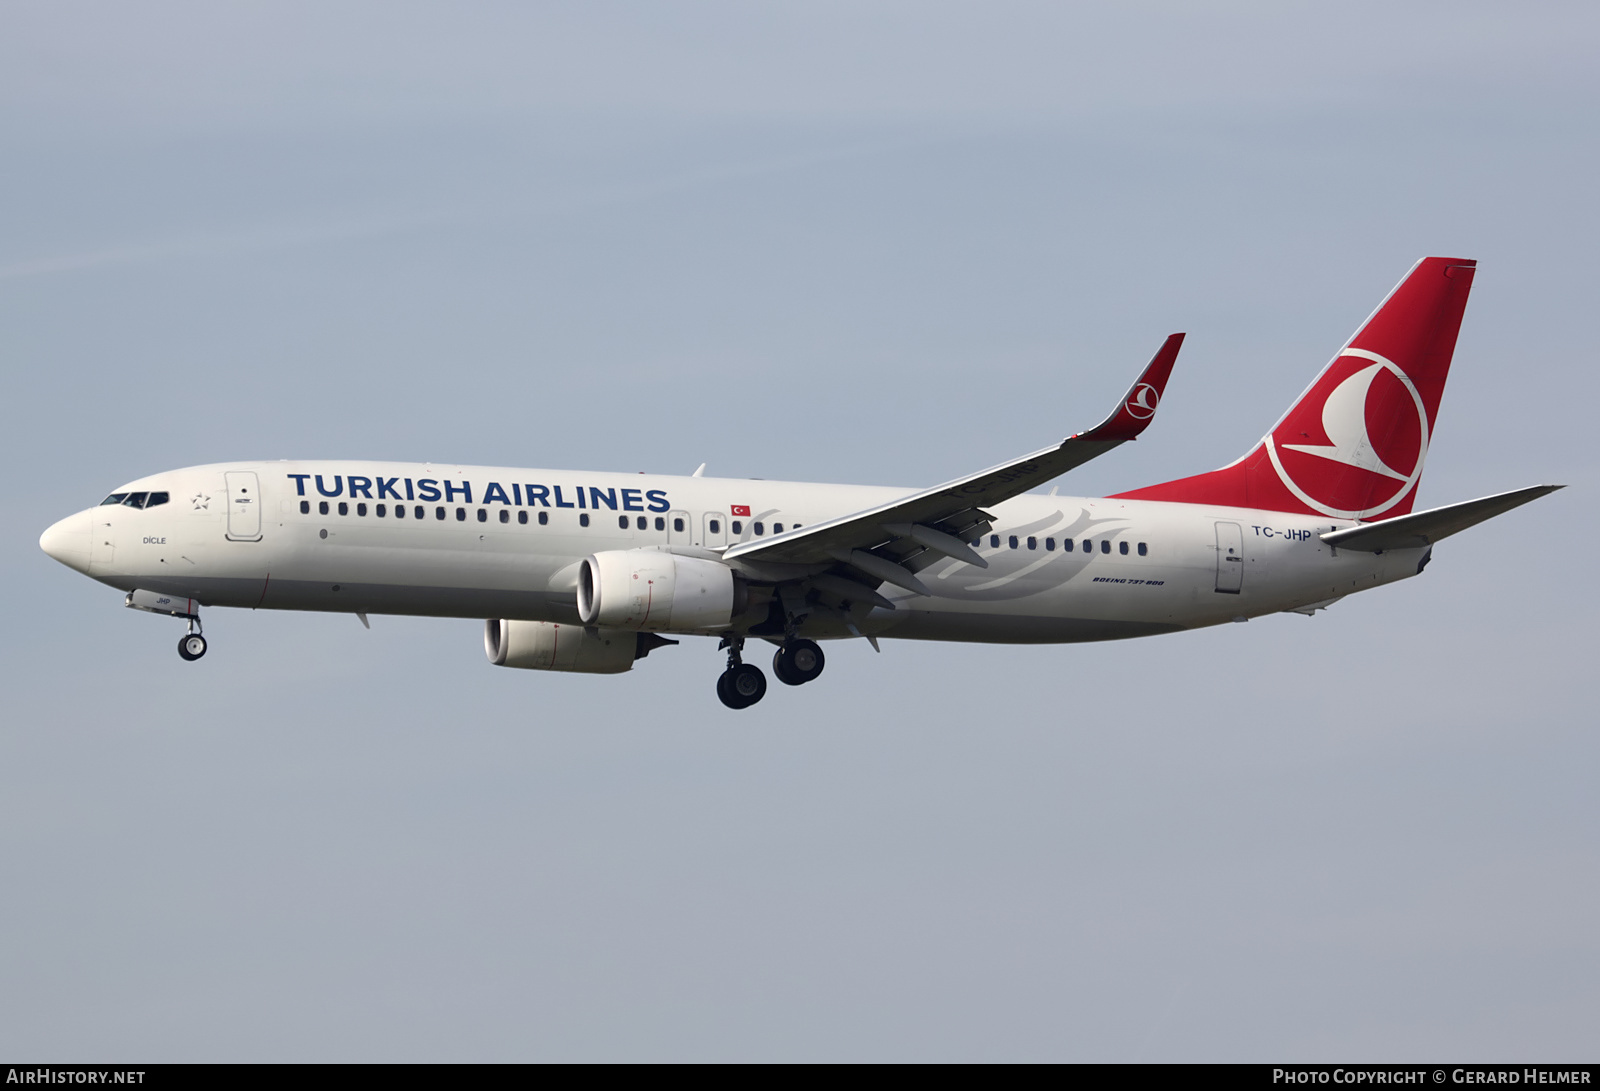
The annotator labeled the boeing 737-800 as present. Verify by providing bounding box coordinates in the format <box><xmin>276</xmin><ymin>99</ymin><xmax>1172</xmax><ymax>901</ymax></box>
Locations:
<box><xmin>39</xmin><ymin>257</ymin><xmax>1558</xmax><ymax>708</ymax></box>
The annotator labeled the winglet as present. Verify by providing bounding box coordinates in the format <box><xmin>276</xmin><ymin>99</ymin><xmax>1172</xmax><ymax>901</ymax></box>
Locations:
<box><xmin>1074</xmin><ymin>333</ymin><xmax>1184</xmax><ymax>443</ymax></box>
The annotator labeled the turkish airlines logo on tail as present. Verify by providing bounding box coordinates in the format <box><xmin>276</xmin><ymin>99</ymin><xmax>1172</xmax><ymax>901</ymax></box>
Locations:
<box><xmin>1125</xmin><ymin>382</ymin><xmax>1160</xmax><ymax>420</ymax></box>
<box><xmin>1264</xmin><ymin>349</ymin><xmax>1430</xmax><ymax>519</ymax></box>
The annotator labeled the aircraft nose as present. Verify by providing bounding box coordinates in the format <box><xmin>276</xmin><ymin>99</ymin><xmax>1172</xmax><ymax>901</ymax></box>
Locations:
<box><xmin>40</xmin><ymin>509</ymin><xmax>94</xmax><ymax>574</ymax></box>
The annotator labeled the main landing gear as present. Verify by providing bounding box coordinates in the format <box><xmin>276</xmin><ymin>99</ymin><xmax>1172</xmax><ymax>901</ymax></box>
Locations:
<box><xmin>772</xmin><ymin>638</ymin><xmax>825</xmax><ymax>686</ymax></box>
<box><xmin>716</xmin><ymin>636</ymin><xmax>767</xmax><ymax>709</ymax></box>
<box><xmin>715</xmin><ymin>636</ymin><xmax>827</xmax><ymax>709</ymax></box>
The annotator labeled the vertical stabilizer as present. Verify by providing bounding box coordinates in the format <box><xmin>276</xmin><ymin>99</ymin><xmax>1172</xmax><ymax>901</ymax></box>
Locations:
<box><xmin>1114</xmin><ymin>257</ymin><xmax>1477</xmax><ymax>520</ymax></box>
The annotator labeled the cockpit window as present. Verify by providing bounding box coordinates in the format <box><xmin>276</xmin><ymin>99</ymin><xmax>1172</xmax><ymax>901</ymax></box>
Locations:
<box><xmin>122</xmin><ymin>492</ymin><xmax>150</xmax><ymax>508</ymax></box>
<box><xmin>145</xmin><ymin>492</ymin><xmax>169</xmax><ymax>508</ymax></box>
<box><xmin>101</xmin><ymin>494</ymin><xmax>127</xmax><ymax>506</ymax></box>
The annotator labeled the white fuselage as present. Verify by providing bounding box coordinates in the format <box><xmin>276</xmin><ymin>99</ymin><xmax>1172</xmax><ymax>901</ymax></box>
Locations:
<box><xmin>43</xmin><ymin>460</ymin><xmax>1427</xmax><ymax>644</ymax></box>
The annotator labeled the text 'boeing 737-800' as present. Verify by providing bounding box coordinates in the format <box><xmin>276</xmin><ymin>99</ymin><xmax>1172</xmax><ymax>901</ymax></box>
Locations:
<box><xmin>40</xmin><ymin>257</ymin><xmax>1560</xmax><ymax>708</ymax></box>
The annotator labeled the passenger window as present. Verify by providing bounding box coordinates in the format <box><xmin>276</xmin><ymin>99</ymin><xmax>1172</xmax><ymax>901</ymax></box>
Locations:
<box><xmin>579</xmin><ymin>513</ymin><xmax>590</xmax><ymax>527</ymax></box>
<box><xmin>436</xmin><ymin>506</ymin><xmax>445</xmax><ymax>520</ymax></box>
<box><xmin>101</xmin><ymin>494</ymin><xmax>127</xmax><ymax>506</ymax></box>
<box><xmin>357</xmin><ymin>503</ymin><xmax>367</xmax><ymax>516</ymax></box>
<box><xmin>146</xmin><ymin>492</ymin><xmax>169</xmax><ymax>508</ymax></box>
<box><xmin>1027</xmin><ymin>537</ymin><xmax>1036</xmax><ymax>550</ymax></box>
<box><xmin>1063</xmin><ymin>539</ymin><xmax>1073</xmax><ymax>551</ymax></box>
<box><xmin>1008</xmin><ymin>535</ymin><xmax>1018</xmax><ymax>549</ymax></box>
<box><xmin>1082</xmin><ymin>539</ymin><xmax>1092</xmax><ymax>553</ymax></box>
<box><xmin>123</xmin><ymin>492</ymin><xmax>148</xmax><ymax>508</ymax></box>
<box><xmin>338</xmin><ymin>502</ymin><xmax>349</xmax><ymax>516</ymax></box>
<box><xmin>376</xmin><ymin>504</ymin><xmax>386</xmax><ymax>517</ymax></box>
<box><xmin>414</xmin><ymin>506</ymin><xmax>424</xmax><ymax>519</ymax></box>
<box><xmin>319</xmin><ymin>501</ymin><xmax>329</xmax><ymax>515</ymax></box>
<box><xmin>396</xmin><ymin>504</ymin><xmax>406</xmax><ymax>519</ymax></box>
<box><xmin>732</xmin><ymin>521</ymin><xmax>743</xmax><ymax>535</ymax></box>
<box><xmin>709</xmin><ymin>519</ymin><xmax>721</xmax><ymax>534</ymax></box>
<box><xmin>1045</xmin><ymin>537</ymin><xmax>1055</xmax><ymax>551</ymax></box>
<box><xmin>477</xmin><ymin>508</ymin><xmax>487</xmax><ymax>522</ymax></box>
<box><xmin>499</xmin><ymin>509</ymin><xmax>509</xmax><ymax>524</ymax></box>
<box><xmin>990</xmin><ymin>534</ymin><xmax>1000</xmax><ymax>548</ymax></box>
<box><xmin>538</xmin><ymin>511</ymin><xmax>548</xmax><ymax>525</ymax></box>
<box><xmin>300</xmin><ymin>500</ymin><xmax>310</xmax><ymax>515</ymax></box>
<box><xmin>1119</xmin><ymin>541</ymin><xmax>1129</xmax><ymax>555</ymax></box>
<box><xmin>618</xmin><ymin>516</ymin><xmax>629</xmax><ymax>529</ymax></box>
<box><xmin>1138</xmin><ymin>542</ymin><xmax>1147</xmax><ymax>556</ymax></box>
<box><xmin>673</xmin><ymin>517</ymin><xmax>684</xmax><ymax>532</ymax></box>
<box><xmin>754</xmin><ymin>522</ymin><xmax>764</xmax><ymax>535</ymax></box>
<box><xmin>454</xmin><ymin>508</ymin><xmax>465</xmax><ymax>521</ymax></box>
<box><xmin>518</xmin><ymin>510</ymin><xmax>528</xmax><ymax>525</ymax></box>
<box><xmin>774</xmin><ymin>523</ymin><xmax>783</xmax><ymax>534</ymax></box>
<box><xmin>655</xmin><ymin>517</ymin><xmax>666</xmax><ymax>531</ymax></box>
<box><xmin>1101</xmin><ymin>540</ymin><xmax>1111</xmax><ymax>554</ymax></box>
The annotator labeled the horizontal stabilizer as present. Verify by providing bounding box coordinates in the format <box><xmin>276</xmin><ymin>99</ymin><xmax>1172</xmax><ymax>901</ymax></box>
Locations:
<box><xmin>1319</xmin><ymin>485</ymin><xmax>1562</xmax><ymax>552</ymax></box>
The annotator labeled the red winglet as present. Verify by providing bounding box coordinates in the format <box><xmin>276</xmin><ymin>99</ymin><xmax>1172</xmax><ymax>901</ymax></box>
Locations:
<box><xmin>1075</xmin><ymin>332</ymin><xmax>1185</xmax><ymax>443</ymax></box>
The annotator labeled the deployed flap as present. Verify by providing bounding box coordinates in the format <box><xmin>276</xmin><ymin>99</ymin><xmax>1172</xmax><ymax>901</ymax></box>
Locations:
<box><xmin>725</xmin><ymin>334</ymin><xmax>1184</xmax><ymax>568</ymax></box>
<box><xmin>1320</xmin><ymin>484</ymin><xmax>1562</xmax><ymax>552</ymax></box>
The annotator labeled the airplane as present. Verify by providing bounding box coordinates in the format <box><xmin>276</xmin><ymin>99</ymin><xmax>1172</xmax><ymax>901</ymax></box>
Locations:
<box><xmin>39</xmin><ymin>256</ymin><xmax>1560</xmax><ymax>709</ymax></box>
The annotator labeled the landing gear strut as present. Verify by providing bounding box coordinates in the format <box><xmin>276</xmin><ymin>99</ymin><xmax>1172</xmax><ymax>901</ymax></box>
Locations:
<box><xmin>715</xmin><ymin>635</ymin><xmax>767</xmax><ymax>709</ymax></box>
<box><xmin>772</xmin><ymin>638</ymin><xmax>825</xmax><ymax>686</ymax></box>
<box><xmin>177</xmin><ymin>616</ymin><xmax>207</xmax><ymax>661</ymax></box>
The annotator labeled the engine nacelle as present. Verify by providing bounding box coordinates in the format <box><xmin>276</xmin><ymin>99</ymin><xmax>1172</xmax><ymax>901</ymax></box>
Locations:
<box><xmin>484</xmin><ymin>619</ymin><xmax>640</xmax><ymax>674</ymax></box>
<box><xmin>576</xmin><ymin>549</ymin><xmax>741</xmax><ymax>631</ymax></box>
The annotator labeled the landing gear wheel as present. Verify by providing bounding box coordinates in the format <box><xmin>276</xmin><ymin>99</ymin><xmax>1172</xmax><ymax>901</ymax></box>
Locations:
<box><xmin>773</xmin><ymin>639</ymin><xmax>825</xmax><ymax>686</ymax></box>
<box><xmin>717</xmin><ymin>663</ymin><xmax>767</xmax><ymax>709</ymax></box>
<box><xmin>178</xmin><ymin>633</ymin><xmax>208</xmax><ymax>661</ymax></box>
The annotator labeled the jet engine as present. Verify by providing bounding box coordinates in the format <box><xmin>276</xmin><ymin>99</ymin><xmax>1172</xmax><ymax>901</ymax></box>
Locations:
<box><xmin>484</xmin><ymin>619</ymin><xmax>673</xmax><ymax>674</ymax></box>
<box><xmin>576</xmin><ymin>550</ymin><xmax>744</xmax><ymax>631</ymax></box>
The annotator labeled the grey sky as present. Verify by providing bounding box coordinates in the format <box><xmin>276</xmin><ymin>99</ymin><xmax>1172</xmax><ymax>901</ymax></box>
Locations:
<box><xmin>3</xmin><ymin>2</ymin><xmax>1596</xmax><ymax>1061</ymax></box>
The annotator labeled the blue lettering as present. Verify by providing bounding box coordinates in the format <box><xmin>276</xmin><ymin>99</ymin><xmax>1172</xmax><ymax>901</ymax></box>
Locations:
<box><xmin>513</xmin><ymin>483</ymin><xmax>523</xmax><ymax>506</ymax></box>
<box><xmin>645</xmin><ymin>489</ymin><xmax>670</xmax><ymax>513</ymax></box>
<box><xmin>621</xmin><ymin>489</ymin><xmax>644</xmax><ymax>512</ymax></box>
<box><xmin>589</xmin><ymin>487</ymin><xmax>618</xmax><ymax>511</ymax></box>
<box><xmin>576</xmin><ymin>486</ymin><xmax>586</xmax><ymax>509</ymax></box>
<box><xmin>552</xmin><ymin>485</ymin><xmax>575</xmax><ymax>509</ymax></box>
<box><xmin>417</xmin><ymin>479</ymin><xmax>442</xmax><ymax>502</ymax></box>
<box><xmin>483</xmin><ymin>482</ymin><xmax>511</xmax><ymax>506</ymax></box>
<box><xmin>444</xmin><ymin>480</ymin><xmax>472</xmax><ymax>503</ymax></box>
<box><xmin>376</xmin><ymin>477</ymin><xmax>402</xmax><ymax>500</ymax></box>
<box><xmin>315</xmin><ymin>474</ymin><xmax>343</xmax><ymax>498</ymax></box>
<box><xmin>348</xmin><ymin>475</ymin><xmax>374</xmax><ymax>499</ymax></box>
<box><xmin>287</xmin><ymin>474</ymin><xmax>311</xmax><ymax>496</ymax></box>
<box><xmin>405</xmin><ymin>478</ymin><xmax>415</xmax><ymax>500</ymax></box>
<box><xmin>525</xmin><ymin>484</ymin><xmax>551</xmax><ymax>507</ymax></box>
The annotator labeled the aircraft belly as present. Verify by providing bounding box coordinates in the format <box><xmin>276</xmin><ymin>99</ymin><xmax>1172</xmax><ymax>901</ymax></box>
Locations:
<box><xmin>881</xmin><ymin>609</ymin><xmax>1182</xmax><ymax>644</ymax></box>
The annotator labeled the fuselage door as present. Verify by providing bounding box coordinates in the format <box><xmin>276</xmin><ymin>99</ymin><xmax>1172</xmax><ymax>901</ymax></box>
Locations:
<box><xmin>225</xmin><ymin>471</ymin><xmax>263</xmax><ymax>542</ymax></box>
<box><xmin>1215</xmin><ymin>521</ymin><xmax>1243</xmax><ymax>593</ymax></box>
<box><xmin>668</xmin><ymin>510</ymin><xmax>693</xmax><ymax>546</ymax></box>
<box><xmin>702</xmin><ymin>511</ymin><xmax>727</xmax><ymax>549</ymax></box>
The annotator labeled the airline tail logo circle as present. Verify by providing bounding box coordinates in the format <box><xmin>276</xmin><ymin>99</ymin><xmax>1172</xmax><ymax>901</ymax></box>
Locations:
<box><xmin>1264</xmin><ymin>349</ymin><xmax>1430</xmax><ymax>519</ymax></box>
<box><xmin>1125</xmin><ymin>383</ymin><xmax>1160</xmax><ymax>420</ymax></box>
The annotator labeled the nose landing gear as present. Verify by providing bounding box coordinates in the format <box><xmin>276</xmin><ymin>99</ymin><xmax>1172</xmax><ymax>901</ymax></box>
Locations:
<box><xmin>715</xmin><ymin>635</ymin><xmax>767</xmax><ymax>709</ymax></box>
<box><xmin>177</xmin><ymin>614</ymin><xmax>206</xmax><ymax>661</ymax></box>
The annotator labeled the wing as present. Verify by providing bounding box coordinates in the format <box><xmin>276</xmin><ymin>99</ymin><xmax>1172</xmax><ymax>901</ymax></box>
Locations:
<box><xmin>723</xmin><ymin>333</ymin><xmax>1184</xmax><ymax>601</ymax></box>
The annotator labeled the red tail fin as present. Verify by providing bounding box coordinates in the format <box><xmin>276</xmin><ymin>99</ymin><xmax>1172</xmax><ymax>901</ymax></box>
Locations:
<box><xmin>1113</xmin><ymin>257</ymin><xmax>1477</xmax><ymax>520</ymax></box>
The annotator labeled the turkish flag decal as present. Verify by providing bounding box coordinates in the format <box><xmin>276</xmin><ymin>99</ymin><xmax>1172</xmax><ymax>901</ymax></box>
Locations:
<box><xmin>730</xmin><ymin>505</ymin><xmax>751</xmax><ymax>517</ymax></box>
